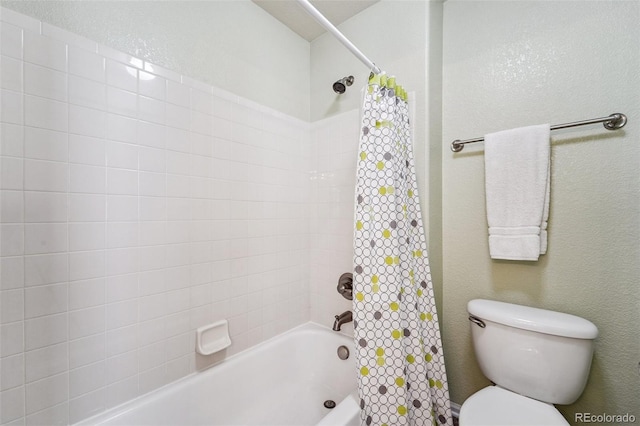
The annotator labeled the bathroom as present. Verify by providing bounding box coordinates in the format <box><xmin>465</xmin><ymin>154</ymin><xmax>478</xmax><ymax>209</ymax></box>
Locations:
<box><xmin>0</xmin><ymin>0</ymin><xmax>638</xmax><ymax>425</ymax></box>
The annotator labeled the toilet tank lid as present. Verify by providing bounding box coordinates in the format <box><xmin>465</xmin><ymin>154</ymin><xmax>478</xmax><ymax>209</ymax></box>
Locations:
<box><xmin>467</xmin><ymin>299</ymin><xmax>598</xmax><ymax>339</ymax></box>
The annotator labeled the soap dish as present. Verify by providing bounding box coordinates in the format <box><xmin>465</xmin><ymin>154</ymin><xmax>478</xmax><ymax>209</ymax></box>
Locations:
<box><xmin>196</xmin><ymin>320</ymin><xmax>231</xmax><ymax>355</ymax></box>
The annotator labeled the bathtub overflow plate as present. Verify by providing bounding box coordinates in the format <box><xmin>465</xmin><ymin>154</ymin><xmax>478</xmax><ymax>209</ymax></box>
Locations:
<box><xmin>337</xmin><ymin>345</ymin><xmax>350</xmax><ymax>360</ymax></box>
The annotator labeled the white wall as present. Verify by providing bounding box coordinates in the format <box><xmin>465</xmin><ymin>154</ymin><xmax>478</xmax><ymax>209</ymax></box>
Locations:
<box><xmin>0</xmin><ymin>0</ymin><xmax>311</xmax><ymax>121</ymax></box>
<box><xmin>0</xmin><ymin>9</ymin><xmax>310</xmax><ymax>424</ymax></box>
<box><xmin>442</xmin><ymin>0</ymin><xmax>640</xmax><ymax>419</ymax></box>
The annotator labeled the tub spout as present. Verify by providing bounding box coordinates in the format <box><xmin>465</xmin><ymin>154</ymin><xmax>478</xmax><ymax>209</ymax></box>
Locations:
<box><xmin>332</xmin><ymin>310</ymin><xmax>352</xmax><ymax>331</ymax></box>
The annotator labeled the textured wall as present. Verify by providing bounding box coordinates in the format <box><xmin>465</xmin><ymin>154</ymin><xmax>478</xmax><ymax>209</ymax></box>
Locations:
<box><xmin>0</xmin><ymin>0</ymin><xmax>311</xmax><ymax>121</ymax></box>
<box><xmin>442</xmin><ymin>0</ymin><xmax>640</xmax><ymax>421</ymax></box>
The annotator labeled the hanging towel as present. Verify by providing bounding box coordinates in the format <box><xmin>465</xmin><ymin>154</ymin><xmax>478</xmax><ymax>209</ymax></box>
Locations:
<box><xmin>484</xmin><ymin>124</ymin><xmax>551</xmax><ymax>261</ymax></box>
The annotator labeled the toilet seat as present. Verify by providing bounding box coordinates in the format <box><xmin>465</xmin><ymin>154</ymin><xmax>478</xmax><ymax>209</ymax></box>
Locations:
<box><xmin>459</xmin><ymin>386</ymin><xmax>569</xmax><ymax>426</ymax></box>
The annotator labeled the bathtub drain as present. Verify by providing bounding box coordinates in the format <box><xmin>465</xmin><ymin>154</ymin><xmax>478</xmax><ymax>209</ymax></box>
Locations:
<box><xmin>323</xmin><ymin>400</ymin><xmax>336</xmax><ymax>409</ymax></box>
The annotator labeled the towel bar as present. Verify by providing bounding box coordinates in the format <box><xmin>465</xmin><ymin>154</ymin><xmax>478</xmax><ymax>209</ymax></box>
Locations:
<box><xmin>451</xmin><ymin>113</ymin><xmax>627</xmax><ymax>152</ymax></box>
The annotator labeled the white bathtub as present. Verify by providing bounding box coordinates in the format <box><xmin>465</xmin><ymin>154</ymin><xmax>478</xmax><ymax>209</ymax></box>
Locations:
<box><xmin>78</xmin><ymin>322</ymin><xmax>359</xmax><ymax>426</ymax></box>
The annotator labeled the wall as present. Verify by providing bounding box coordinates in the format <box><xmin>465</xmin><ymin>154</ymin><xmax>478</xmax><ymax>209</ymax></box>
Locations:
<box><xmin>309</xmin><ymin>0</ymin><xmax>444</xmax><ymax>327</ymax></box>
<box><xmin>0</xmin><ymin>8</ymin><xmax>310</xmax><ymax>424</ymax></box>
<box><xmin>442</xmin><ymin>0</ymin><xmax>640</xmax><ymax>421</ymax></box>
<box><xmin>0</xmin><ymin>0</ymin><xmax>310</xmax><ymax>121</ymax></box>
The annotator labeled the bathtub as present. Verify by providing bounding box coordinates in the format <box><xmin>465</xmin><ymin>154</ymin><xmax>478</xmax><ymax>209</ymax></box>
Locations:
<box><xmin>78</xmin><ymin>322</ymin><xmax>359</xmax><ymax>426</ymax></box>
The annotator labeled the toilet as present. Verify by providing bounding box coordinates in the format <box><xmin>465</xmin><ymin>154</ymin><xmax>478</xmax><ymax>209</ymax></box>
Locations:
<box><xmin>459</xmin><ymin>299</ymin><xmax>598</xmax><ymax>426</ymax></box>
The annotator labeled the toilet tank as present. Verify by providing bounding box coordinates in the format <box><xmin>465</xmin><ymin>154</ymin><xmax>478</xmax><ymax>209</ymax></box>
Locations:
<box><xmin>467</xmin><ymin>299</ymin><xmax>598</xmax><ymax>405</ymax></box>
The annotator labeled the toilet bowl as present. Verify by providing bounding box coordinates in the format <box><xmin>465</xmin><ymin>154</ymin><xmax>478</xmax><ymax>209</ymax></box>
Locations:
<box><xmin>459</xmin><ymin>299</ymin><xmax>598</xmax><ymax>426</ymax></box>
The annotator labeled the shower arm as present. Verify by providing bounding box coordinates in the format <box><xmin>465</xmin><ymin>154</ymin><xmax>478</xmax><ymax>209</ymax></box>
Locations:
<box><xmin>296</xmin><ymin>0</ymin><xmax>382</xmax><ymax>74</ymax></box>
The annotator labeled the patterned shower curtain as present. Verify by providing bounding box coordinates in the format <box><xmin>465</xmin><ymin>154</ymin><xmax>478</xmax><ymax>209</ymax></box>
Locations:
<box><xmin>353</xmin><ymin>73</ymin><xmax>453</xmax><ymax>426</ymax></box>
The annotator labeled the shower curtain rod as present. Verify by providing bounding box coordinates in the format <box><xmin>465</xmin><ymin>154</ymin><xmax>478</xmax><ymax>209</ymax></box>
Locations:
<box><xmin>450</xmin><ymin>113</ymin><xmax>628</xmax><ymax>152</ymax></box>
<box><xmin>297</xmin><ymin>0</ymin><xmax>382</xmax><ymax>74</ymax></box>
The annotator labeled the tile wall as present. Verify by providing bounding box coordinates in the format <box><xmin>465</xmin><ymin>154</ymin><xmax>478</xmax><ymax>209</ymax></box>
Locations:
<box><xmin>0</xmin><ymin>8</ymin><xmax>311</xmax><ymax>424</ymax></box>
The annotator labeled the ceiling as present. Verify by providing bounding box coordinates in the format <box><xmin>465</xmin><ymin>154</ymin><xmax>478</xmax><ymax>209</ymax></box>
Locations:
<box><xmin>252</xmin><ymin>0</ymin><xmax>379</xmax><ymax>42</ymax></box>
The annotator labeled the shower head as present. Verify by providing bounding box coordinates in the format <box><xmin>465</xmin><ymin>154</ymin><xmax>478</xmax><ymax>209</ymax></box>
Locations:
<box><xmin>333</xmin><ymin>76</ymin><xmax>354</xmax><ymax>94</ymax></box>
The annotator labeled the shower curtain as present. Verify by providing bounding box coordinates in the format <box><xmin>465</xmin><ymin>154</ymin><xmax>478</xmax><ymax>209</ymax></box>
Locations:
<box><xmin>353</xmin><ymin>73</ymin><xmax>453</xmax><ymax>426</ymax></box>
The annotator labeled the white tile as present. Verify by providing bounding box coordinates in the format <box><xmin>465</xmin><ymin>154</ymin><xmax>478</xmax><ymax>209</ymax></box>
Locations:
<box><xmin>165</xmin><ymin>103</ymin><xmax>190</xmax><ymax>130</ymax></box>
<box><xmin>25</xmin><ymin>283</ymin><xmax>67</xmax><ymax>319</ymax></box>
<box><xmin>24</xmin><ymin>223</ymin><xmax>67</xmax><ymax>254</ymax></box>
<box><xmin>69</xmin><ymin>104</ymin><xmax>106</xmax><ymax>138</ymax></box>
<box><xmin>24</xmin><ymin>159</ymin><xmax>68</xmax><ymax>192</ymax></box>
<box><xmin>0</xmin><ymin>385</ymin><xmax>25</xmax><ymax>424</ymax></box>
<box><xmin>139</xmin><ymin>222</ymin><xmax>165</xmax><ymax>247</ymax></box>
<box><xmin>106</xmin><ymin>141</ymin><xmax>138</xmax><ymax>170</ymax></box>
<box><xmin>139</xmin><ymin>293</ymin><xmax>166</xmax><ymax>322</ymax></box>
<box><xmin>69</xmin><ymin>250</ymin><xmax>105</xmax><ymax>281</ymax></box>
<box><xmin>106</xmin><ymin>195</ymin><xmax>137</xmax><ymax>221</ymax></box>
<box><xmin>1</xmin><ymin>322</ymin><xmax>24</xmax><ymax>357</ymax></box>
<box><xmin>0</xmin><ymin>289</ymin><xmax>24</xmax><ymax>323</ymax></box>
<box><xmin>24</xmin><ymin>253</ymin><xmax>68</xmax><ymax>287</ymax></box>
<box><xmin>0</xmin><ymin>122</ymin><xmax>24</xmax><ymax>157</ymax></box>
<box><xmin>139</xmin><ymin>146</ymin><xmax>167</xmax><ymax>172</ymax></box>
<box><xmin>137</xmin><ymin>317</ymin><xmax>165</xmax><ymax>347</ymax></box>
<box><xmin>191</xmin><ymin>89</ymin><xmax>213</xmax><ymax>115</ymax></box>
<box><xmin>104</xmin><ymin>375</ymin><xmax>138</xmax><ymax>410</ymax></box>
<box><xmin>137</xmin><ymin>120</ymin><xmax>165</xmax><ymax>149</ymax></box>
<box><xmin>69</xmin><ymin>277</ymin><xmax>104</xmax><ymax>311</ymax></box>
<box><xmin>23</xmin><ymin>31</ymin><xmax>66</xmax><ymax>72</ymax></box>
<box><xmin>106</xmin><ymin>324</ymin><xmax>137</xmax><ymax>358</ymax></box>
<box><xmin>138</xmin><ymin>72</ymin><xmax>165</xmax><ymax>100</ymax></box>
<box><xmin>0</xmin><ymin>157</ymin><xmax>23</xmax><ymax>190</ymax></box>
<box><xmin>107</xmin><ymin>168</ymin><xmax>137</xmax><ymax>195</ymax></box>
<box><xmin>68</xmin><ymin>45</ymin><xmax>105</xmax><ymax>82</ymax></box>
<box><xmin>1</xmin><ymin>22</ymin><xmax>23</xmax><ymax>60</ymax></box>
<box><xmin>138</xmin><ymin>269</ymin><xmax>165</xmax><ymax>296</ymax></box>
<box><xmin>106</xmin><ymin>299</ymin><xmax>137</xmax><ymax>330</ymax></box>
<box><xmin>1</xmin><ymin>55</ymin><xmax>22</xmax><ymax>92</ymax></box>
<box><xmin>165</xmin><ymin>127</ymin><xmax>190</xmax><ymax>153</ymax></box>
<box><xmin>69</xmin><ymin>75</ymin><xmax>106</xmax><ymax>110</ymax></box>
<box><xmin>138</xmin><ymin>95</ymin><xmax>164</xmax><ymax>124</ymax></box>
<box><xmin>24</xmin><ymin>191</ymin><xmax>67</xmax><ymax>223</ymax></box>
<box><xmin>24</xmin><ymin>342</ymin><xmax>67</xmax><ymax>383</ymax></box>
<box><xmin>105</xmin><ymin>248</ymin><xmax>138</xmax><ymax>276</ymax></box>
<box><xmin>69</xmin><ymin>333</ymin><xmax>105</xmax><ymax>369</ymax></box>
<box><xmin>24</xmin><ymin>312</ymin><xmax>67</xmax><ymax>351</ymax></box>
<box><xmin>69</xmin><ymin>222</ymin><xmax>105</xmax><ymax>252</ymax></box>
<box><xmin>24</xmin><ymin>63</ymin><xmax>67</xmax><ymax>102</ymax></box>
<box><xmin>24</xmin><ymin>372</ymin><xmax>68</xmax><ymax>415</ymax></box>
<box><xmin>24</xmin><ymin>126</ymin><xmax>68</xmax><ymax>162</ymax></box>
<box><xmin>0</xmin><ymin>190</ymin><xmax>23</xmax><ymax>223</ymax></box>
<box><xmin>70</xmin><ymin>164</ymin><xmax>106</xmax><ymax>194</ymax></box>
<box><xmin>191</xmin><ymin>133</ymin><xmax>213</xmax><ymax>157</ymax></box>
<box><xmin>106</xmin><ymin>59</ymin><xmax>137</xmax><ymax>92</ymax></box>
<box><xmin>107</xmin><ymin>86</ymin><xmax>137</xmax><ymax>117</ymax></box>
<box><xmin>69</xmin><ymin>134</ymin><xmax>105</xmax><ymax>166</ymax></box>
<box><xmin>191</xmin><ymin>110</ymin><xmax>213</xmax><ymax>136</ymax></box>
<box><xmin>0</xmin><ymin>224</ymin><xmax>24</xmax><ymax>256</ymax></box>
<box><xmin>139</xmin><ymin>197</ymin><xmax>165</xmax><ymax>222</ymax></box>
<box><xmin>166</xmin><ymin>175</ymin><xmax>190</xmax><ymax>199</ymax></box>
<box><xmin>69</xmin><ymin>387</ymin><xmax>105</xmax><ymax>424</ymax></box>
<box><xmin>105</xmin><ymin>350</ymin><xmax>137</xmax><ymax>384</ymax></box>
<box><xmin>138</xmin><ymin>245</ymin><xmax>165</xmax><ymax>272</ymax></box>
<box><xmin>106</xmin><ymin>113</ymin><xmax>137</xmax><ymax>144</ymax></box>
<box><xmin>69</xmin><ymin>361</ymin><xmax>105</xmax><ymax>398</ymax></box>
<box><xmin>0</xmin><ymin>256</ymin><xmax>24</xmax><ymax>291</ymax></box>
<box><xmin>106</xmin><ymin>222</ymin><xmax>138</xmax><ymax>249</ymax></box>
<box><xmin>0</xmin><ymin>353</ymin><xmax>24</xmax><ymax>391</ymax></box>
<box><xmin>69</xmin><ymin>306</ymin><xmax>105</xmax><ymax>340</ymax></box>
<box><xmin>166</xmin><ymin>80</ymin><xmax>190</xmax><ymax>107</ymax></box>
<box><xmin>24</xmin><ymin>94</ymin><xmax>67</xmax><ymax>132</ymax></box>
<box><xmin>139</xmin><ymin>171</ymin><xmax>165</xmax><ymax>197</ymax></box>
<box><xmin>69</xmin><ymin>193</ymin><xmax>106</xmax><ymax>222</ymax></box>
<box><xmin>106</xmin><ymin>273</ymin><xmax>138</xmax><ymax>303</ymax></box>
<box><xmin>1</xmin><ymin>89</ymin><xmax>24</xmax><ymax>125</ymax></box>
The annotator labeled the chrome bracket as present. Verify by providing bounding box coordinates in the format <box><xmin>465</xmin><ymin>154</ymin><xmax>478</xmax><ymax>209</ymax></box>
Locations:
<box><xmin>468</xmin><ymin>315</ymin><xmax>486</xmax><ymax>328</ymax></box>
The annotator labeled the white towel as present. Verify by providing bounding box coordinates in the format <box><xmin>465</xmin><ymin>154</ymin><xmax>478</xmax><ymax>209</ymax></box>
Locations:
<box><xmin>484</xmin><ymin>124</ymin><xmax>551</xmax><ymax>261</ymax></box>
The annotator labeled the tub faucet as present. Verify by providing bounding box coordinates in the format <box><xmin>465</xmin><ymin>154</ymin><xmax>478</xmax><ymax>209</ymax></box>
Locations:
<box><xmin>332</xmin><ymin>310</ymin><xmax>353</xmax><ymax>331</ymax></box>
